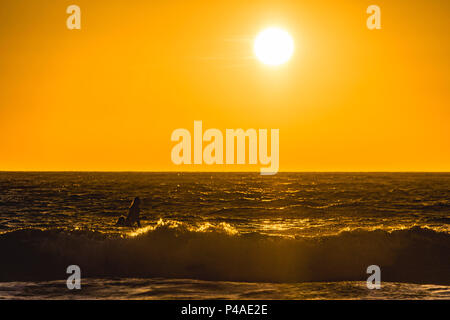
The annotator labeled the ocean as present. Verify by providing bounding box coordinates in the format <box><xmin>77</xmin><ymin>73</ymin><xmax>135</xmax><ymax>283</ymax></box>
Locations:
<box><xmin>0</xmin><ymin>172</ymin><xmax>449</xmax><ymax>299</ymax></box>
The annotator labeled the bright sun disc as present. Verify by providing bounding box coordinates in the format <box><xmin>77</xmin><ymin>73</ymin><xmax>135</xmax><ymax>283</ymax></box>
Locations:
<box><xmin>254</xmin><ymin>27</ymin><xmax>294</xmax><ymax>66</ymax></box>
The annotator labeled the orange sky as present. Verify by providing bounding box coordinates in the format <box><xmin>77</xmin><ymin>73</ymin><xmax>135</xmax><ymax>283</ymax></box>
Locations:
<box><xmin>0</xmin><ymin>0</ymin><xmax>449</xmax><ymax>171</ymax></box>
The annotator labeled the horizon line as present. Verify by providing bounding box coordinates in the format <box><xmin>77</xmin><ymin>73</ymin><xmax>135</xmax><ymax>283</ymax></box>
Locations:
<box><xmin>0</xmin><ymin>170</ymin><xmax>449</xmax><ymax>173</ymax></box>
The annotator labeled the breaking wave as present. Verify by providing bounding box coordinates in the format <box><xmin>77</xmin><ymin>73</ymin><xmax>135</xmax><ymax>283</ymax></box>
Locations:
<box><xmin>1</xmin><ymin>220</ymin><xmax>449</xmax><ymax>285</ymax></box>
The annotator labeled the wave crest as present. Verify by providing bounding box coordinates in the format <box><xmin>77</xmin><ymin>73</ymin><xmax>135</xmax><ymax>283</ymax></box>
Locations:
<box><xmin>0</xmin><ymin>222</ymin><xmax>449</xmax><ymax>284</ymax></box>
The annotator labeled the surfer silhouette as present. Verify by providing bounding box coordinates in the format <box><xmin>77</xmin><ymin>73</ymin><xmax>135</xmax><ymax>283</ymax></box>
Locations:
<box><xmin>116</xmin><ymin>197</ymin><xmax>142</xmax><ymax>227</ymax></box>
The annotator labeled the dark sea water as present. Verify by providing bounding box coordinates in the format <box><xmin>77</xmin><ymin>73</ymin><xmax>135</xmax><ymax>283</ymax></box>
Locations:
<box><xmin>0</xmin><ymin>172</ymin><xmax>449</xmax><ymax>299</ymax></box>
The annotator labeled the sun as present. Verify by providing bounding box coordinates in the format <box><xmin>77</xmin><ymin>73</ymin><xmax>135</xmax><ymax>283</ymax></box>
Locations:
<box><xmin>254</xmin><ymin>27</ymin><xmax>294</xmax><ymax>66</ymax></box>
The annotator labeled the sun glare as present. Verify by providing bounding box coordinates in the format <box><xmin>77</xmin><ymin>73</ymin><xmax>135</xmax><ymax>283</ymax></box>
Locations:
<box><xmin>254</xmin><ymin>27</ymin><xmax>294</xmax><ymax>66</ymax></box>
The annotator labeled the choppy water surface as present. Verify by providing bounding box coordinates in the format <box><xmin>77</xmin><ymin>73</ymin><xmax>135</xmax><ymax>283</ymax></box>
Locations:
<box><xmin>0</xmin><ymin>172</ymin><xmax>449</xmax><ymax>299</ymax></box>
<box><xmin>1</xmin><ymin>278</ymin><xmax>449</xmax><ymax>300</ymax></box>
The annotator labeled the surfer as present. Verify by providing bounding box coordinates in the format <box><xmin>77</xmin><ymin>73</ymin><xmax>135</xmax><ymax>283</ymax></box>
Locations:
<box><xmin>116</xmin><ymin>197</ymin><xmax>142</xmax><ymax>227</ymax></box>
